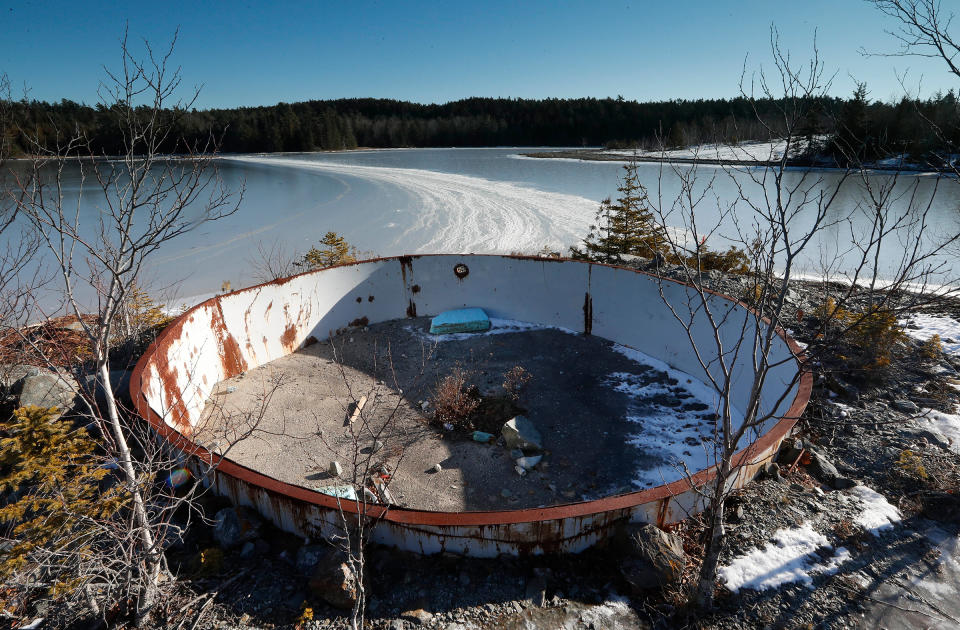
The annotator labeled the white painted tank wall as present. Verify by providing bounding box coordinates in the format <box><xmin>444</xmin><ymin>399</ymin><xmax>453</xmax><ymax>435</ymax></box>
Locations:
<box><xmin>141</xmin><ymin>255</ymin><xmax>799</xmax><ymax>441</ymax></box>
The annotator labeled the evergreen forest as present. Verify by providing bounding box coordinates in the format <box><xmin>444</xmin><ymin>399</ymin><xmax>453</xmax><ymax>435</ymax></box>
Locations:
<box><xmin>3</xmin><ymin>89</ymin><xmax>959</xmax><ymax>166</ymax></box>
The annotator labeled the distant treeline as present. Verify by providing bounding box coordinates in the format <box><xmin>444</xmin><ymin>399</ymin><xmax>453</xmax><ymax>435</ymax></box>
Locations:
<box><xmin>4</xmin><ymin>89</ymin><xmax>959</xmax><ymax>164</ymax></box>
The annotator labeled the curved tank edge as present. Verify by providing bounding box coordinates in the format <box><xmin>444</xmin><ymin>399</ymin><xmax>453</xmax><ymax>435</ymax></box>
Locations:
<box><xmin>130</xmin><ymin>254</ymin><xmax>812</xmax><ymax>555</ymax></box>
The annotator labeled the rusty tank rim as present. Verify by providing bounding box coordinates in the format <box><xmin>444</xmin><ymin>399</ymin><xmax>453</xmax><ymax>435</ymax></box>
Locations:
<box><xmin>130</xmin><ymin>254</ymin><xmax>812</xmax><ymax>527</ymax></box>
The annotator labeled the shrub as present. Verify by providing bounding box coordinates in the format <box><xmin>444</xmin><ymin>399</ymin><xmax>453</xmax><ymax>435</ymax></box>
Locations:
<box><xmin>678</xmin><ymin>244</ymin><xmax>752</xmax><ymax>274</ymax></box>
<box><xmin>194</xmin><ymin>547</ymin><xmax>224</xmax><ymax>577</ymax></box>
<box><xmin>897</xmin><ymin>449</ymin><xmax>929</xmax><ymax>481</ymax></box>
<box><xmin>814</xmin><ymin>297</ymin><xmax>907</xmax><ymax>368</ymax></box>
<box><xmin>502</xmin><ymin>366</ymin><xmax>532</xmax><ymax>401</ymax></box>
<box><xmin>112</xmin><ymin>281</ymin><xmax>176</xmax><ymax>344</ymax></box>
<box><xmin>846</xmin><ymin>305</ymin><xmax>907</xmax><ymax>368</ymax></box>
<box><xmin>431</xmin><ymin>366</ymin><xmax>480</xmax><ymax>431</ymax></box>
<box><xmin>0</xmin><ymin>406</ymin><xmax>126</xmax><ymax>606</ymax></box>
<box><xmin>919</xmin><ymin>334</ymin><xmax>944</xmax><ymax>361</ymax></box>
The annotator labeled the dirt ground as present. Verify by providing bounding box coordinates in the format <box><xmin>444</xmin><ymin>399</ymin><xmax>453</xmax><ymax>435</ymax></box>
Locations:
<box><xmin>197</xmin><ymin>316</ymin><xmax>714</xmax><ymax>512</ymax></box>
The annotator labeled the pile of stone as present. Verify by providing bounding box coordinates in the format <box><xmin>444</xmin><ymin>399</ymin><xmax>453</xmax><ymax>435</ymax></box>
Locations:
<box><xmin>501</xmin><ymin>415</ymin><xmax>543</xmax><ymax>476</ymax></box>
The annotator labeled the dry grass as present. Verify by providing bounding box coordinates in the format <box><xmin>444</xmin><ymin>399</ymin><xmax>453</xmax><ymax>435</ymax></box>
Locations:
<box><xmin>430</xmin><ymin>365</ymin><xmax>480</xmax><ymax>431</ymax></box>
<box><xmin>502</xmin><ymin>365</ymin><xmax>532</xmax><ymax>401</ymax></box>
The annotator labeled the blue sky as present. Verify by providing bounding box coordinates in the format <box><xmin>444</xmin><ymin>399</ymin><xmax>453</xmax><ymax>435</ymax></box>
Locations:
<box><xmin>1</xmin><ymin>0</ymin><xmax>956</xmax><ymax>109</ymax></box>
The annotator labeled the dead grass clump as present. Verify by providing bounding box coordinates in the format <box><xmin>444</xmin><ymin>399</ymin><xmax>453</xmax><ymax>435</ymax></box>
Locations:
<box><xmin>431</xmin><ymin>365</ymin><xmax>480</xmax><ymax>431</ymax></box>
<box><xmin>502</xmin><ymin>365</ymin><xmax>532</xmax><ymax>400</ymax></box>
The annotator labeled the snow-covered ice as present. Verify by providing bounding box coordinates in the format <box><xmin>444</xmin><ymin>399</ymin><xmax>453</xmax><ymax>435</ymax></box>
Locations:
<box><xmin>227</xmin><ymin>156</ymin><xmax>597</xmax><ymax>255</ymax></box>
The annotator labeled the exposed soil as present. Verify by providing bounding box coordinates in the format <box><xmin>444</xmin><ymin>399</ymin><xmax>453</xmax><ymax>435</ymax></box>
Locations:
<box><xmin>197</xmin><ymin>316</ymin><xmax>716</xmax><ymax>512</ymax></box>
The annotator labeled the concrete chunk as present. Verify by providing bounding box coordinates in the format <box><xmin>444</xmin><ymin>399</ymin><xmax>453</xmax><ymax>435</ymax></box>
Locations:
<box><xmin>502</xmin><ymin>415</ymin><xmax>542</xmax><ymax>452</ymax></box>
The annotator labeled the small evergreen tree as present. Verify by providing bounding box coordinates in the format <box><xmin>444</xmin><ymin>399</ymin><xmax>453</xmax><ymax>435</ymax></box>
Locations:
<box><xmin>0</xmin><ymin>406</ymin><xmax>126</xmax><ymax>607</ymax></box>
<box><xmin>570</xmin><ymin>159</ymin><xmax>668</xmax><ymax>263</ymax></box>
<box><xmin>299</xmin><ymin>232</ymin><xmax>358</xmax><ymax>269</ymax></box>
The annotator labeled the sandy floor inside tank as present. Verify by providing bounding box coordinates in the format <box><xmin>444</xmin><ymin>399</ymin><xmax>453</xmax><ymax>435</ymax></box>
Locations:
<box><xmin>195</xmin><ymin>316</ymin><xmax>725</xmax><ymax>512</ymax></box>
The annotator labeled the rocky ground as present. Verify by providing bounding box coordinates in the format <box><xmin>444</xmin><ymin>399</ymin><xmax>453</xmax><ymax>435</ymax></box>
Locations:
<box><xmin>5</xmin><ymin>262</ymin><xmax>960</xmax><ymax>630</ymax></box>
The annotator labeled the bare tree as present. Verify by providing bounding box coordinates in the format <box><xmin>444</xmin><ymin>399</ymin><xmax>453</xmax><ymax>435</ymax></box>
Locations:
<box><xmin>7</xmin><ymin>30</ymin><xmax>243</xmax><ymax>624</ymax></box>
<box><xmin>867</xmin><ymin>0</ymin><xmax>960</xmax><ymax>177</ymax></box>
<box><xmin>639</xmin><ymin>31</ymin><xmax>960</xmax><ymax>608</ymax></box>
<box><xmin>247</xmin><ymin>238</ymin><xmax>299</xmax><ymax>283</ymax></box>
<box><xmin>869</xmin><ymin>0</ymin><xmax>960</xmax><ymax>80</ymax></box>
<box><xmin>311</xmin><ymin>335</ymin><xmax>432</xmax><ymax>630</ymax></box>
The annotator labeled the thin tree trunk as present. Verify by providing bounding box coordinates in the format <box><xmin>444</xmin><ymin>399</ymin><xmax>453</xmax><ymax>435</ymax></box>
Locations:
<box><xmin>696</xmin><ymin>464</ymin><xmax>728</xmax><ymax>609</ymax></box>
<box><xmin>97</xmin><ymin>359</ymin><xmax>161</xmax><ymax>624</ymax></box>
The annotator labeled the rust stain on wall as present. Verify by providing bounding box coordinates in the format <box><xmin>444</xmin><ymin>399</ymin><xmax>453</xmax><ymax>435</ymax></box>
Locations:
<box><xmin>159</xmin><ymin>363</ymin><xmax>191</xmax><ymax>436</ymax></box>
<box><xmin>280</xmin><ymin>324</ymin><xmax>298</xmax><ymax>352</ymax></box>
<box><xmin>211</xmin><ymin>304</ymin><xmax>248</xmax><ymax>377</ymax></box>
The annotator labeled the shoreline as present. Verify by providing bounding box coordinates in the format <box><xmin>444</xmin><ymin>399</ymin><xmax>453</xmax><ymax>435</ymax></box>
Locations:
<box><xmin>520</xmin><ymin>148</ymin><xmax>958</xmax><ymax>174</ymax></box>
<box><xmin>8</xmin><ymin>146</ymin><xmax>956</xmax><ymax>175</ymax></box>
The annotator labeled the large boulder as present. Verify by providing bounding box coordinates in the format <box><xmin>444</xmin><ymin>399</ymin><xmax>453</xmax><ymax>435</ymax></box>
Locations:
<box><xmin>82</xmin><ymin>369</ymin><xmax>133</xmax><ymax>409</ymax></box>
<box><xmin>307</xmin><ymin>547</ymin><xmax>360</xmax><ymax>610</ymax></box>
<box><xmin>619</xmin><ymin>523</ymin><xmax>686</xmax><ymax>591</ymax></box>
<box><xmin>807</xmin><ymin>447</ymin><xmax>857</xmax><ymax>490</ymax></box>
<box><xmin>14</xmin><ymin>372</ymin><xmax>79</xmax><ymax>413</ymax></box>
<box><xmin>213</xmin><ymin>507</ymin><xmax>263</xmax><ymax>550</ymax></box>
<box><xmin>502</xmin><ymin>415</ymin><xmax>542</xmax><ymax>452</ymax></box>
<box><xmin>0</xmin><ymin>364</ymin><xmax>41</xmax><ymax>393</ymax></box>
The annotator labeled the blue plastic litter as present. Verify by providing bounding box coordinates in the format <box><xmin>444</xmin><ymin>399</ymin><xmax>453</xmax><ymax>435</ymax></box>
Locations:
<box><xmin>429</xmin><ymin>308</ymin><xmax>491</xmax><ymax>334</ymax></box>
<box><xmin>315</xmin><ymin>485</ymin><xmax>358</xmax><ymax>501</ymax></box>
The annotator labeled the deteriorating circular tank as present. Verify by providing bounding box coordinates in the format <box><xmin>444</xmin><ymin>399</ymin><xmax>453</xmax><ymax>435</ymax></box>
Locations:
<box><xmin>131</xmin><ymin>255</ymin><xmax>810</xmax><ymax>556</ymax></box>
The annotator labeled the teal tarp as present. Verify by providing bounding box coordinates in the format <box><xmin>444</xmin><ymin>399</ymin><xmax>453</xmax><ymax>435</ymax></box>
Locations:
<box><xmin>429</xmin><ymin>308</ymin><xmax>491</xmax><ymax>334</ymax></box>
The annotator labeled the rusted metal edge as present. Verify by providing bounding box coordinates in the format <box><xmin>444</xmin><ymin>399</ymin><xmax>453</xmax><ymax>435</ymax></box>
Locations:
<box><xmin>130</xmin><ymin>254</ymin><xmax>812</xmax><ymax>529</ymax></box>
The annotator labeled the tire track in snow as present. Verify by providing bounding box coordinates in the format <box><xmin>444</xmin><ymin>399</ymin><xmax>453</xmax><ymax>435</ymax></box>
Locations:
<box><xmin>228</xmin><ymin>155</ymin><xmax>599</xmax><ymax>254</ymax></box>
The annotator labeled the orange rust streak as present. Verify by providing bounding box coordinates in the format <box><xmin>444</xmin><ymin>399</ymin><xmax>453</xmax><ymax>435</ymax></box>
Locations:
<box><xmin>211</xmin><ymin>303</ymin><xmax>249</xmax><ymax>377</ymax></box>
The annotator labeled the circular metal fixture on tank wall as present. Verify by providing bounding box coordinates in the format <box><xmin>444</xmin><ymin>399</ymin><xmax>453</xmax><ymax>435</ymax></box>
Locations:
<box><xmin>130</xmin><ymin>255</ymin><xmax>811</xmax><ymax>557</ymax></box>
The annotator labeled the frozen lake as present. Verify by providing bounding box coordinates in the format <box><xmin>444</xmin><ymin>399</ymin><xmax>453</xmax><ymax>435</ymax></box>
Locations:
<box><xmin>5</xmin><ymin>147</ymin><xmax>960</xmax><ymax>310</ymax></box>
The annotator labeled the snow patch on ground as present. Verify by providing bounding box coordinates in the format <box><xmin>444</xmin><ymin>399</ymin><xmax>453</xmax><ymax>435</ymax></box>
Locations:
<box><xmin>579</xmin><ymin>595</ymin><xmax>635</xmax><ymax>626</ymax></box>
<box><xmin>604</xmin><ymin>139</ymin><xmax>792</xmax><ymax>162</ymax></box>
<box><xmin>919</xmin><ymin>408</ymin><xmax>960</xmax><ymax>454</ymax></box>
<box><xmin>902</xmin><ymin>313</ymin><xmax>960</xmax><ymax>356</ymax></box>
<box><xmin>602</xmin><ymin>137</ymin><xmax>829</xmax><ymax>163</ymax></box>
<box><xmin>606</xmin><ymin>343</ymin><xmax>742</xmax><ymax>488</ymax></box>
<box><xmin>911</xmin><ymin>527</ymin><xmax>960</xmax><ymax>600</ymax></box>
<box><xmin>718</xmin><ymin>522</ymin><xmax>849</xmax><ymax>592</ymax></box>
<box><xmin>846</xmin><ymin>485</ymin><xmax>902</xmax><ymax>536</ymax></box>
<box><xmin>409</xmin><ymin>321</ymin><xmax>733</xmax><ymax>489</ymax></box>
<box><xmin>720</xmin><ymin>486</ymin><xmax>902</xmax><ymax>594</ymax></box>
